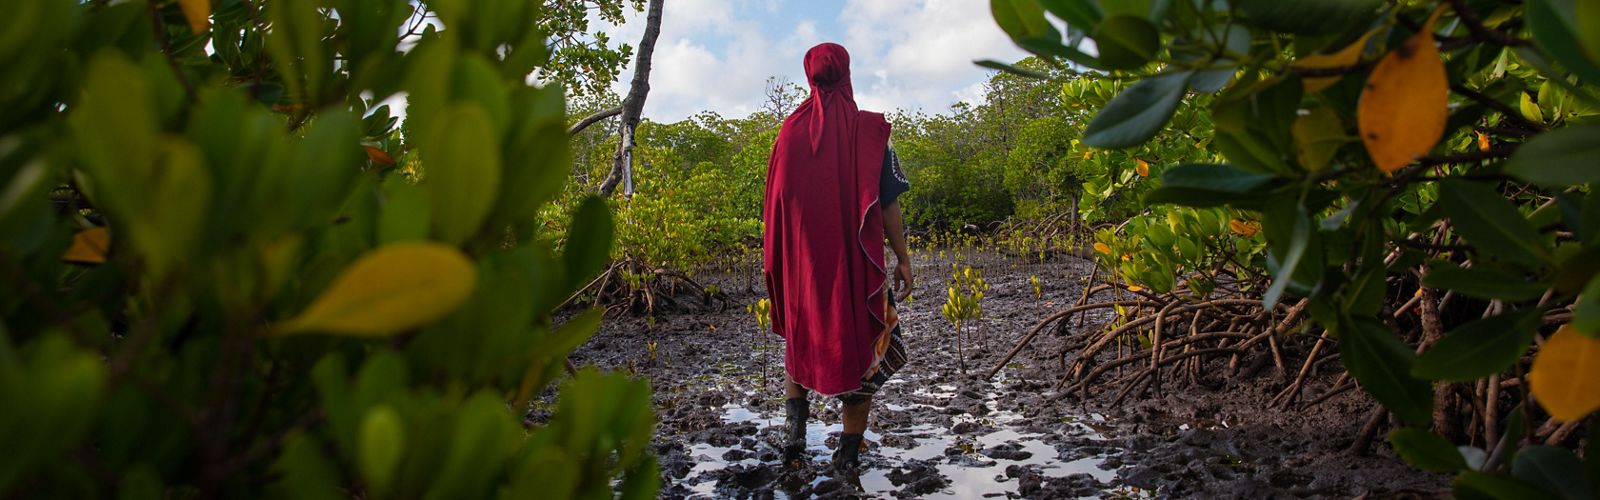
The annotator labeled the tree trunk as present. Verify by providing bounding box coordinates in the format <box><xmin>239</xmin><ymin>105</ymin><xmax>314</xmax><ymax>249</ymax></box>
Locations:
<box><xmin>598</xmin><ymin>0</ymin><xmax>663</xmax><ymax>197</ymax></box>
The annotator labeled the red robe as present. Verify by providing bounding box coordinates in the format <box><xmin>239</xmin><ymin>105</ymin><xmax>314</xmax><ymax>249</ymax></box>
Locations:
<box><xmin>763</xmin><ymin>43</ymin><xmax>892</xmax><ymax>396</ymax></box>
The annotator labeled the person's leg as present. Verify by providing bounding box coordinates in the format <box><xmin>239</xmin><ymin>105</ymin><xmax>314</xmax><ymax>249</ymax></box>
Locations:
<box><xmin>841</xmin><ymin>396</ymin><xmax>870</xmax><ymax>434</ymax></box>
<box><xmin>783</xmin><ymin>375</ymin><xmax>809</xmax><ymax>466</ymax></box>
<box><xmin>785</xmin><ymin>376</ymin><xmax>806</xmax><ymax>399</ymax></box>
<box><xmin>833</xmin><ymin>394</ymin><xmax>871</xmax><ymax>471</ymax></box>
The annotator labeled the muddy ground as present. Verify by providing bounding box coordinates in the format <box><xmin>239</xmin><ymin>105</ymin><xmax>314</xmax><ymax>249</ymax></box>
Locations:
<box><xmin>565</xmin><ymin>251</ymin><xmax>1450</xmax><ymax>498</ymax></box>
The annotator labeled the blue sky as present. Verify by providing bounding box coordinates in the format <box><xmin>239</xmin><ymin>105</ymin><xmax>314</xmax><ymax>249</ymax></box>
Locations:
<box><xmin>593</xmin><ymin>0</ymin><xmax>1031</xmax><ymax>122</ymax></box>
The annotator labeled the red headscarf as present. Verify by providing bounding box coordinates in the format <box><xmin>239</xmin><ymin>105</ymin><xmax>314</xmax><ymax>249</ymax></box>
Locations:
<box><xmin>763</xmin><ymin>43</ymin><xmax>893</xmax><ymax>396</ymax></box>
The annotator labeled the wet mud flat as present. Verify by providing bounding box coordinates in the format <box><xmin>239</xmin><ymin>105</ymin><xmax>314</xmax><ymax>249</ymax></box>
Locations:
<box><xmin>564</xmin><ymin>251</ymin><xmax>1450</xmax><ymax>498</ymax></box>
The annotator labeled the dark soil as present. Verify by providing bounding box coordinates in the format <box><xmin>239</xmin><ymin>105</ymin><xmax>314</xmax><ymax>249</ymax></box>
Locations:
<box><xmin>565</xmin><ymin>251</ymin><xmax>1451</xmax><ymax>498</ymax></box>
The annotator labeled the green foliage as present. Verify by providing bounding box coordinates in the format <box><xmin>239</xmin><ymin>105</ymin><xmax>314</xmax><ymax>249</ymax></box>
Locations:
<box><xmin>0</xmin><ymin>0</ymin><xmax>653</xmax><ymax>497</ymax></box>
<box><xmin>992</xmin><ymin>0</ymin><xmax>1600</xmax><ymax>492</ymax></box>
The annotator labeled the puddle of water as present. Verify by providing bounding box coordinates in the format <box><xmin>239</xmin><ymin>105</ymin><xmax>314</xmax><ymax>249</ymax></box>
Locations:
<box><xmin>679</xmin><ymin>362</ymin><xmax>1129</xmax><ymax>497</ymax></box>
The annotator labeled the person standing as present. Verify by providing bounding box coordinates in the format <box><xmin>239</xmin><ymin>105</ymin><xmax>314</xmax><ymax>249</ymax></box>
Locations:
<box><xmin>762</xmin><ymin>42</ymin><xmax>914</xmax><ymax>472</ymax></box>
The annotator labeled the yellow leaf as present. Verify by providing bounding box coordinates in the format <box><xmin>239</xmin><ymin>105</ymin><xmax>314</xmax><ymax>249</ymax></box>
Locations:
<box><xmin>1292</xmin><ymin>106</ymin><xmax>1348</xmax><ymax>172</ymax></box>
<box><xmin>1127</xmin><ymin>285</ymin><xmax>1143</xmax><ymax>292</ymax></box>
<box><xmin>1093</xmin><ymin>242</ymin><xmax>1112</xmax><ymax>255</ymax></box>
<box><xmin>276</xmin><ymin>242</ymin><xmax>477</xmax><ymax>337</ymax></box>
<box><xmin>1529</xmin><ymin>325</ymin><xmax>1600</xmax><ymax>421</ymax></box>
<box><xmin>62</xmin><ymin>227</ymin><xmax>111</xmax><ymax>264</ymax></box>
<box><xmin>1296</xmin><ymin>30</ymin><xmax>1376</xmax><ymax>93</ymax></box>
<box><xmin>1476</xmin><ymin>131</ymin><xmax>1490</xmax><ymax>152</ymax></box>
<box><xmin>1135</xmin><ymin>159</ymin><xmax>1150</xmax><ymax>177</ymax></box>
<box><xmin>1519</xmin><ymin>92</ymin><xmax>1545</xmax><ymax>124</ymax></box>
<box><xmin>1083</xmin><ymin>151</ymin><xmax>1093</xmax><ymax>160</ymax></box>
<box><xmin>1358</xmin><ymin>8</ymin><xmax>1449</xmax><ymax>173</ymax></box>
<box><xmin>179</xmin><ymin>0</ymin><xmax>210</xmax><ymax>34</ymax></box>
<box><xmin>1228</xmin><ymin>219</ymin><xmax>1259</xmax><ymax>237</ymax></box>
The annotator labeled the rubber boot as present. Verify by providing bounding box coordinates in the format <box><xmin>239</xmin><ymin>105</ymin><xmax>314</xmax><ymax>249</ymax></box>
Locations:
<box><xmin>782</xmin><ymin>397</ymin><xmax>808</xmax><ymax>466</ymax></box>
<box><xmin>833</xmin><ymin>433</ymin><xmax>864</xmax><ymax>472</ymax></box>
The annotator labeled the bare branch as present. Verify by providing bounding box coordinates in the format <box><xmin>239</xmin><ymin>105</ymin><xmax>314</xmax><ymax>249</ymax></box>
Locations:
<box><xmin>568</xmin><ymin>105</ymin><xmax>623</xmax><ymax>135</ymax></box>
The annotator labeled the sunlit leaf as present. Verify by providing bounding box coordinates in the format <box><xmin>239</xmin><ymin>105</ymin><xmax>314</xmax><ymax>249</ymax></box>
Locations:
<box><xmin>1519</xmin><ymin>92</ymin><xmax>1546</xmax><ymax>124</ymax></box>
<box><xmin>1358</xmin><ymin>9</ymin><xmax>1448</xmax><ymax>173</ymax></box>
<box><xmin>277</xmin><ymin>242</ymin><xmax>478</xmax><ymax>337</ymax></box>
<box><xmin>1528</xmin><ymin>324</ymin><xmax>1600</xmax><ymax>421</ymax></box>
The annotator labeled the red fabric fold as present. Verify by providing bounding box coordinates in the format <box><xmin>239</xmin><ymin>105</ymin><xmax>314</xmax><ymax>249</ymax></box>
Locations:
<box><xmin>763</xmin><ymin>43</ymin><xmax>892</xmax><ymax>396</ymax></box>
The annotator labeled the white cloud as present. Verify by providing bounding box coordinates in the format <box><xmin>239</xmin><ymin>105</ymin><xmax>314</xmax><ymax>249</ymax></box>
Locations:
<box><xmin>595</xmin><ymin>0</ymin><xmax>1027</xmax><ymax>122</ymax></box>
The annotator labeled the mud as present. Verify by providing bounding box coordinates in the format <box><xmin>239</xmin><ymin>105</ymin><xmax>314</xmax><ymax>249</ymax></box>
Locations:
<box><xmin>564</xmin><ymin>251</ymin><xmax>1450</xmax><ymax>498</ymax></box>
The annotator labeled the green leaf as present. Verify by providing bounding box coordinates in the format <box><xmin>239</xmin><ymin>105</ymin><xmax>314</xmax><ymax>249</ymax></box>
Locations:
<box><xmin>1083</xmin><ymin>71</ymin><xmax>1192</xmax><ymax>149</ymax></box>
<box><xmin>1037</xmin><ymin>0</ymin><xmax>1103</xmax><ymax>29</ymax></box>
<box><xmin>1015</xmin><ymin>37</ymin><xmax>1105</xmax><ymax>69</ymax></box>
<box><xmin>1236</xmin><ymin>0</ymin><xmax>1383</xmax><ymax>35</ymax></box>
<box><xmin>992</xmin><ymin>0</ymin><xmax>1060</xmax><ymax>46</ymax></box>
<box><xmin>975</xmin><ymin>59</ymin><xmax>1050</xmax><ymax>79</ymax></box>
<box><xmin>1506</xmin><ymin>125</ymin><xmax>1600</xmax><ymax>187</ymax></box>
<box><xmin>1571</xmin><ymin>275</ymin><xmax>1600</xmax><ymax>334</ymax></box>
<box><xmin>289</xmin><ymin>109</ymin><xmax>364</xmax><ymax>227</ymax></box>
<box><xmin>1413</xmin><ymin>308</ymin><xmax>1542</xmax><ymax>381</ymax></box>
<box><xmin>1213</xmin><ymin>76</ymin><xmax>1302</xmax><ymax>173</ymax></box>
<box><xmin>1337</xmin><ymin>316</ymin><xmax>1433</xmax><ymax>426</ymax></box>
<box><xmin>1438</xmin><ymin>180</ymin><xmax>1550</xmax><ymax>269</ymax></box>
<box><xmin>425</xmin><ymin>391</ymin><xmax>517</xmax><ymax>500</ymax></box>
<box><xmin>1526</xmin><ymin>0</ymin><xmax>1600</xmax><ymax>84</ymax></box>
<box><xmin>266</xmin><ymin>0</ymin><xmax>330</xmax><ymax>103</ymax></box>
<box><xmin>1512</xmin><ymin>446</ymin><xmax>1594</xmax><ymax>500</ymax></box>
<box><xmin>493</xmin><ymin>85</ymin><xmax>570</xmax><ymax>231</ymax></box>
<box><xmin>563</xmin><ymin>196</ymin><xmax>615</xmax><ymax>291</ymax></box>
<box><xmin>423</xmin><ymin>103</ymin><xmax>502</xmax><ymax>245</ymax></box>
<box><xmin>378</xmin><ymin>175</ymin><xmax>431</xmax><ymax>244</ymax></box>
<box><xmin>1262</xmin><ymin>200</ymin><xmax>1313</xmax><ymax>309</ymax></box>
<box><xmin>1143</xmin><ymin>163</ymin><xmax>1280</xmax><ymax>208</ymax></box>
<box><xmin>273</xmin><ymin>435</ymin><xmax>343</xmax><ymax>500</ymax></box>
<box><xmin>1422</xmin><ymin>263</ymin><xmax>1549</xmax><ymax>301</ymax></box>
<box><xmin>1388</xmin><ymin>429</ymin><xmax>1469</xmax><ymax>473</ymax></box>
<box><xmin>1092</xmin><ymin>15</ymin><xmax>1160</xmax><ymax>70</ymax></box>
<box><xmin>358</xmin><ymin>405</ymin><xmax>405</xmax><ymax>495</ymax></box>
<box><xmin>1455</xmin><ymin>471</ymin><xmax>1562</xmax><ymax>500</ymax></box>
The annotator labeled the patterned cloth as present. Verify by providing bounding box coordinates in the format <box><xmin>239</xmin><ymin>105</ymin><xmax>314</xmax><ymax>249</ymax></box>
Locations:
<box><xmin>840</xmin><ymin>295</ymin><xmax>908</xmax><ymax>400</ymax></box>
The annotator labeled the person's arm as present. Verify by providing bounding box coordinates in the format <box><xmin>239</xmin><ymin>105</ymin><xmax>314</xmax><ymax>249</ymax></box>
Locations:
<box><xmin>883</xmin><ymin>199</ymin><xmax>913</xmax><ymax>301</ymax></box>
